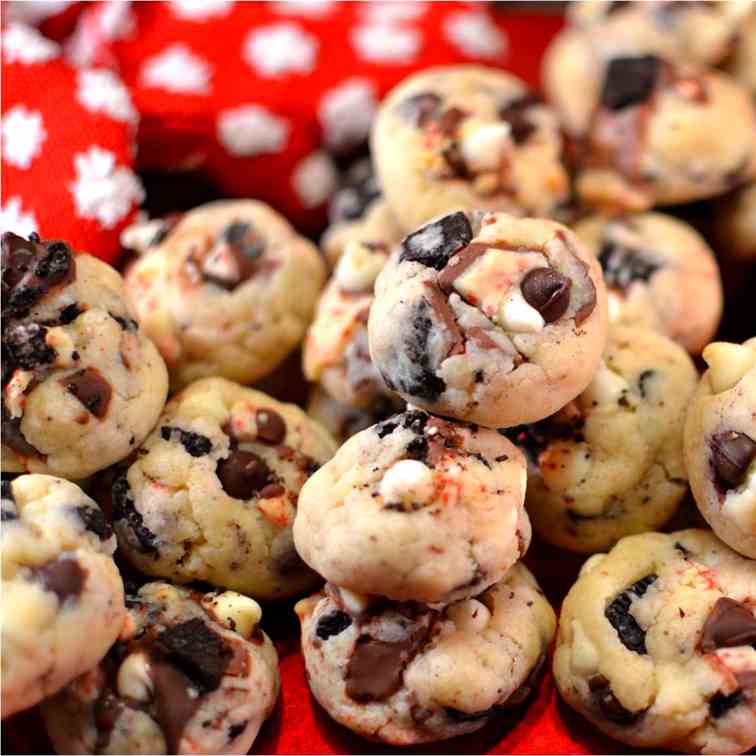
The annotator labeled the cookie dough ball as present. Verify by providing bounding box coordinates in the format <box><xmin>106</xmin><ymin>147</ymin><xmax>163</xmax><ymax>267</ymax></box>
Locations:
<box><xmin>684</xmin><ymin>339</ymin><xmax>756</xmax><ymax>558</ymax></box>
<box><xmin>42</xmin><ymin>581</ymin><xmax>279</xmax><ymax>755</ymax></box>
<box><xmin>321</xmin><ymin>158</ymin><xmax>404</xmax><ymax>268</ymax></box>
<box><xmin>714</xmin><ymin>182</ymin><xmax>756</xmax><ymax>262</ymax></box>
<box><xmin>372</xmin><ymin>65</ymin><xmax>570</xmax><ymax>232</ymax></box>
<box><xmin>294</xmin><ymin>409</ymin><xmax>530</xmax><ymax>604</ymax></box>
<box><xmin>554</xmin><ymin>529</ymin><xmax>756</xmax><ymax>754</ymax></box>
<box><xmin>2</xmin><ymin>474</ymin><xmax>125</xmax><ymax>717</ymax></box>
<box><xmin>2</xmin><ymin>233</ymin><xmax>168</xmax><ymax>480</ymax></box>
<box><xmin>112</xmin><ymin>377</ymin><xmax>338</xmax><ymax>599</ymax></box>
<box><xmin>508</xmin><ymin>326</ymin><xmax>697</xmax><ymax>554</ymax></box>
<box><xmin>574</xmin><ymin>212</ymin><xmax>722</xmax><ymax>354</ymax></box>
<box><xmin>296</xmin><ymin>563</ymin><xmax>555</xmax><ymax>745</ymax></box>
<box><xmin>727</xmin><ymin>9</ymin><xmax>756</xmax><ymax>96</ymax></box>
<box><xmin>368</xmin><ymin>211</ymin><xmax>608</xmax><ymax>428</ymax></box>
<box><xmin>124</xmin><ymin>200</ymin><xmax>326</xmax><ymax>390</ymax></box>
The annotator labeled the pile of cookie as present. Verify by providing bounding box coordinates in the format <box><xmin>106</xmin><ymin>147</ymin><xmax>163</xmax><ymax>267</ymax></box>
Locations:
<box><xmin>2</xmin><ymin>1</ymin><xmax>756</xmax><ymax>755</ymax></box>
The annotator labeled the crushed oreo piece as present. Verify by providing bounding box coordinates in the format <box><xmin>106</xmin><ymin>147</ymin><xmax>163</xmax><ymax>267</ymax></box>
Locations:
<box><xmin>499</xmin><ymin>93</ymin><xmax>541</xmax><ymax>144</ymax></box>
<box><xmin>315</xmin><ymin>610</ymin><xmax>353</xmax><ymax>640</ymax></box>
<box><xmin>75</xmin><ymin>505</ymin><xmax>113</xmax><ymax>540</ymax></box>
<box><xmin>161</xmin><ymin>426</ymin><xmax>212</xmax><ymax>457</ymax></box>
<box><xmin>709</xmin><ymin>690</ymin><xmax>743</xmax><ymax>719</ymax></box>
<box><xmin>599</xmin><ymin>240</ymin><xmax>661</xmax><ymax>290</ymax></box>
<box><xmin>395</xmin><ymin>300</ymin><xmax>446</xmax><ymax>401</ymax></box>
<box><xmin>1</xmin><ymin>478</ymin><xmax>17</xmax><ymax>521</ymax></box>
<box><xmin>600</xmin><ymin>56</ymin><xmax>661</xmax><ymax>111</ymax></box>
<box><xmin>588</xmin><ymin>674</ymin><xmax>642</xmax><ymax>725</ymax></box>
<box><xmin>399</xmin><ymin>212</ymin><xmax>473</xmax><ymax>271</ymax></box>
<box><xmin>112</xmin><ymin>475</ymin><xmax>159</xmax><ymax>555</ymax></box>
<box><xmin>329</xmin><ymin>159</ymin><xmax>382</xmax><ymax>224</ymax></box>
<box><xmin>109</xmin><ymin>313</ymin><xmax>139</xmax><ymax>331</ymax></box>
<box><xmin>604</xmin><ymin>574</ymin><xmax>657</xmax><ymax>654</ymax></box>
<box><xmin>3</xmin><ymin>323</ymin><xmax>55</xmax><ymax>371</ymax></box>
<box><xmin>395</xmin><ymin>91</ymin><xmax>443</xmax><ymax>127</ymax></box>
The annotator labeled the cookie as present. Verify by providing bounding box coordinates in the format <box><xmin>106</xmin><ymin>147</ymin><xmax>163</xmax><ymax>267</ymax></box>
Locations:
<box><xmin>727</xmin><ymin>8</ymin><xmax>756</xmax><ymax>97</ymax></box>
<box><xmin>2</xmin><ymin>474</ymin><xmax>125</xmax><ymax>717</ymax></box>
<box><xmin>112</xmin><ymin>377</ymin><xmax>338</xmax><ymax>599</ymax></box>
<box><xmin>294</xmin><ymin>408</ymin><xmax>530</xmax><ymax>604</ymax></box>
<box><xmin>574</xmin><ymin>212</ymin><xmax>722</xmax><ymax>354</ymax></box>
<box><xmin>508</xmin><ymin>326</ymin><xmax>697</xmax><ymax>554</ymax></box>
<box><xmin>372</xmin><ymin>65</ymin><xmax>570</xmax><ymax>232</ymax></box>
<box><xmin>124</xmin><ymin>200</ymin><xmax>326</xmax><ymax>390</ymax></box>
<box><xmin>2</xmin><ymin>232</ymin><xmax>168</xmax><ymax>480</ymax></box>
<box><xmin>714</xmin><ymin>182</ymin><xmax>756</xmax><ymax>262</ymax></box>
<box><xmin>321</xmin><ymin>158</ymin><xmax>404</xmax><ymax>269</ymax></box>
<box><xmin>554</xmin><ymin>529</ymin><xmax>756</xmax><ymax>754</ymax></box>
<box><xmin>368</xmin><ymin>210</ymin><xmax>608</xmax><ymax>428</ymax></box>
<box><xmin>42</xmin><ymin>581</ymin><xmax>279</xmax><ymax>755</ymax></box>
<box><xmin>296</xmin><ymin>563</ymin><xmax>555</xmax><ymax>745</ymax></box>
<box><xmin>684</xmin><ymin>339</ymin><xmax>756</xmax><ymax>559</ymax></box>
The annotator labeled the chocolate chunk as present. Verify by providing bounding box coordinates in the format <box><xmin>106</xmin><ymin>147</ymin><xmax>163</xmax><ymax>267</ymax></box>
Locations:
<box><xmin>405</xmin><ymin>436</ymin><xmax>429</xmax><ymax>463</ymax></box>
<box><xmin>1</xmin><ymin>478</ymin><xmax>17</xmax><ymax>521</ymax></box>
<box><xmin>3</xmin><ymin>323</ymin><xmax>55</xmax><ymax>371</ymax></box>
<box><xmin>422</xmin><ymin>281</ymin><xmax>464</xmax><ymax>357</ymax></box>
<box><xmin>109</xmin><ymin>312</ymin><xmax>139</xmax><ymax>331</ymax></box>
<box><xmin>161</xmin><ymin>426</ymin><xmax>212</xmax><ymax>457</ymax></box>
<box><xmin>700</xmin><ymin>597</ymin><xmax>756</xmax><ymax>652</ymax></box>
<box><xmin>588</xmin><ymin>674</ymin><xmax>642</xmax><ymax>725</ymax></box>
<box><xmin>58</xmin><ymin>303</ymin><xmax>81</xmax><ymax>324</ymax></box>
<box><xmin>1</xmin><ymin>403</ymin><xmax>41</xmax><ymax>458</ymax></box>
<box><xmin>216</xmin><ymin>450</ymin><xmax>272</xmax><ymax>499</ymax></box>
<box><xmin>399</xmin><ymin>211</ymin><xmax>473</xmax><ymax>271</ymax></box>
<box><xmin>395</xmin><ymin>91</ymin><xmax>443</xmax><ymax>126</ymax></box>
<box><xmin>60</xmin><ymin>368</ymin><xmax>112</xmax><ymax>419</ymax></box>
<box><xmin>75</xmin><ymin>505</ymin><xmax>113</xmax><ymax>540</ymax></box>
<box><xmin>93</xmin><ymin>692</ymin><xmax>125</xmax><ymax>752</ymax></box>
<box><xmin>709</xmin><ymin>690</ymin><xmax>743</xmax><ymax>719</ymax></box>
<box><xmin>151</xmin><ymin>659</ymin><xmax>203</xmax><ymax>754</ymax></box>
<box><xmin>112</xmin><ymin>475</ymin><xmax>159</xmax><ymax>555</ymax></box>
<box><xmin>601</xmin><ymin>56</ymin><xmax>661</xmax><ymax>111</ymax></box>
<box><xmin>438</xmin><ymin>107</ymin><xmax>467</xmax><ymax>137</ymax></box>
<box><xmin>520</xmin><ymin>268</ymin><xmax>572</xmax><ymax>323</ymax></box>
<box><xmin>598</xmin><ymin>240</ymin><xmax>661</xmax><ymax>290</ymax></box>
<box><xmin>315</xmin><ymin>610</ymin><xmax>353</xmax><ymax>640</ymax></box>
<box><xmin>329</xmin><ymin>159</ymin><xmax>382</xmax><ymax>224</ymax></box>
<box><xmin>155</xmin><ymin>617</ymin><xmax>230</xmax><ymax>693</ymax></box>
<box><xmin>199</xmin><ymin>224</ymin><xmax>267</xmax><ymax>290</ymax></box>
<box><xmin>499</xmin><ymin>94</ymin><xmax>541</xmax><ymax>144</ymax></box>
<box><xmin>710</xmin><ymin>432</ymin><xmax>756</xmax><ymax>490</ymax></box>
<box><xmin>255</xmin><ymin>408</ymin><xmax>286</xmax><ymax>444</ymax></box>
<box><xmin>222</xmin><ymin>222</ymin><xmax>252</xmax><ymax>245</ymax></box>
<box><xmin>30</xmin><ymin>558</ymin><xmax>85</xmax><ymax>603</ymax></box>
<box><xmin>604</xmin><ymin>574</ymin><xmax>657</xmax><ymax>654</ymax></box>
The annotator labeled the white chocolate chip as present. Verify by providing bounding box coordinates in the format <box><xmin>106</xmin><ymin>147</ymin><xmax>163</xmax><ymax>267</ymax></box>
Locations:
<box><xmin>607</xmin><ymin>290</ymin><xmax>624</xmax><ymax>322</ymax></box>
<box><xmin>380</xmin><ymin>459</ymin><xmax>435</xmax><ymax>505</ymax></box>
<box><xmin>497</xmin><ymin>288</ymin><xmax>545</xmax><ymax>333</ymax></box>
<box><xmin>447</xmin><ymin>598</ymin><xmax>491</xmax><ymax>633</ymax></box>
<box><xmin>204</xmin><ymin>591</ymin><xmax>262</xmax><ymax>639</ymax></box>
<box><xmin>580</xmin><ymin>361</ymin><xmax>630</xmax><ymax>407</ymax></box>
<box><xmin>117</xmin><ymin>652</ymin><xmax>153</xmax><ymax>702</ymax></box>
<box><xmin>335</xmin><ymin>241</ymin><xmax>386</xmax><ymax>292</ymax></box>
<box><xmin>703</xmin><ymin>341</ymin><xmax>756</xmax><ymax>394</ymax></box>
<box><xmin>459</xmin><ymin>119</ymin><xmax>510</xmax><ymax>173</ymax></box>
<box><xmin>338</xmin><ymin>587</ymin><xmax>371</xmax><ymax>614</ymax></box>
<box><xmin>4</xmin><ymin>369</ymin><xmax>34</xmax><ymax>419</ymax></box>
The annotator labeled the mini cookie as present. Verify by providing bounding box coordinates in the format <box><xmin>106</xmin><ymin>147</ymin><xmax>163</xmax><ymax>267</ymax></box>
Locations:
<box><xmin>714</xmin><ymin>182</ymin><xmax>756</xmax><ymax>262</ymax></box>
<box><xmin>554</xmin><ymin>529</ymin><xmax>756</xmax><ymax>754</ymax></box>
<box><xmin>727</xmin><ymin>9</ymin><xmax>756</xmax><ymax>97</ymax></box>
<box><xmin>296</xmin><ymin>563</ymin><xmax>555</xmax><ymax>746</ymax></box>
<box><xmin>507</xmin><ymin>326</ymin><xmax>697</xmax><ymax>554</ymax></box>
<box><xmin>684</xmin><ymin>339</ymin><xmax>756</xmax><ymax>559</ymax></box>
<box><xmin>42</xmin><ymin>581</ymin><xmax>279</xmax><ymax>755</ymax></box>
<box><xmin>124</xmin><ymin>200</ymin><xmax>326</xmax><ymax>390</ymax></box>
<box><xmin>2</xmin><ymin>474</ymin><xmax>125</xmax><ymax>717</ymax></box>
<box><xmin>112</xmin><ymin>377</ymin><xmax>338</xmax><ymax>599</ymax></box>
<box><xmin>543</xmin><ymin>46</ymin><xmax>756</xmax><ymax>211</ymax></box>
<box><xmin>368</xmin><ymin>210</ymin><xmax>608</xmax><ymax>428</ymax></box>
<box><xmin>294</xmin><ymin>409</ymin><xmax>530</xmax><ymax>604</ymax></box>
<box><xmin>574</xmin><ymin>212</ymin><xmax>722</xmax><ymax>354</ymax></box>
<box><xmin>2</xmin><ymin>232</ymin><xmax>168</xmax><ymax>480</ymax></box>
<box><xmin>321</xmin><ymin>159</ymin><xmax>403</xmax><ymax>268</ymax></box>
<box><xmin>372</xmin><ymin>65</ymin><xmax>570</xmax><ymax>232</ymax></box>
<box><xmin>304</xmin><ymin>240</ymin><xmax>393</xmax><ymax>408</ymax></box>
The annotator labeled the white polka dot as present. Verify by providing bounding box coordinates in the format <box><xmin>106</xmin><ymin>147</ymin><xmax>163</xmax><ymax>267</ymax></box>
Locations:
<box><xmin>2</xmin><ymin>23</ymin><xmax>60</xmax><ymax>65</ymax></box>
<box><xmin>351</xmin><ymin>23</ymin><xmax>420</xmax><ymax>64</ymax></box>
<box><xmin>0</xmin><ymin>196</ymin><xmax>38</xmax><ymax>237</ymax></box>
<box><xmin>77</xmin><ymin>69</ymin><xmax>138</xmax><ymax>123</ymax></box>
<box><xmin>1</xmin><ymin>106</ymin><xmax>46</xmax><ymax>169</ymax></box>
<box><xmin>217</xmin><ymin>105</ymin><xmax>290</xmax><ymax>157</ymax></box>
<box><xmin>292</xmin><ymin>151</ymin><xmax>337</xmax><ymax>209</ymax></box>
<box><xmin>140</xmin><ymin>44</ymin><xmax>212</xmax><ymax>94</ymax></box>
<box><xmin>170</xmin><ymin>0</ymin><xmax>234</xmax><ymax>21</ymax></box>
<box><xmin>69</xmin><ymin>146</ymin><xmax>144</xmax><ymax>228</ymax></box>
<box><xmin>319</xmin><ymin>79</ymin><xmax>377</xmax><ymax>150</ymax></box>
<box><xmin>273</xmin><ymin>0</ymin><xmax>333</xmax><ymax>17</ymax></box>
<box><xmin>243</xmin><ymin>23</ymin><xmax>317</xmax><ymax>77</ymax></box>
<box><xmin>444</xmin><ymin>11</ymin><xmax>507</xmax><ymax>59</ymax></box>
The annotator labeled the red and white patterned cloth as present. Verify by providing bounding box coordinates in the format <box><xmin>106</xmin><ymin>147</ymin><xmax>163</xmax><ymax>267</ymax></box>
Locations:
<box><xmin>1</xmin><ymin>23</ymin><xmax>143</xmax><ymax>264</ymax></box>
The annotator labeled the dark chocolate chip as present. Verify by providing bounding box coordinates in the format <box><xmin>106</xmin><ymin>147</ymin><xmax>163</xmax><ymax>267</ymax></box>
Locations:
<box><xmin>109</xmin><ymin>312</ymin><xmax>139</xmax><ymax>331</ymax></box>
<box><xmin>3</xmin><ymin>323</ymin><xmax>55</xmax><ymax>371</ymax></box>
<box><xmin>710</xmin><ymin>432</ymin><xmax>756</xmax><ymax>490</ymax></box>
<box><xmin>216</xmin><ymin>450</ymin><xmax>272</xmax><ymax>499</ymax></box>
<box><xmin>520</xmin><ymin>268</ymin><xmax>572</xmax><ymax>323</ymax></box>
<box><xmin>255</xmin><ymin>408</ymin><xmax>286</xmax><ymax>444</ymax></box>
<box><xmin>222</xmin><ymin>222</ymin><xmax>252</xmax><ymax>245</ymax></box>
<box><xmin>227</xmin><ymin>722</ymin><xmax>248</xmax><ymax>742</ymax></box>
<box><xmin>58</xmin><ymin>303</ymin><xmax>82</xmax><ymax>324</ymax></box>
<box><xmin>588</xmin><ymin>674</ymin><xmax>642</xmax><ymax>725</ymax></box>
<box><xmin>598</xmin><ymin>240</ymin><xmax>661</xmax><ymax>290</ymax></box>
<box><xmin>601</xmin><ymin>55</ymin><xmax>661</xmax><ymax>111</ymax></box>
<box><xmin>438</xmin><ymin>107</ymin><xmax>468</xmax><ymax>136</ymax></box>
<box><xmin>604</xmin><ymin>574</ymin><xmax>657</xmax><ymax>654</ymax></box>
<box><xmin>399</xmin><ymin>211</ymin><xmax>473</xmax><ymax>271</ymax></box>
<box><xmin>709</xmin><ymin>690</ymin><xmax>744</xmax><ymax>719</ymax></box>
<box><xmin>112</xmin><ymin>475</ymin><xmax>159</xmax><ymax>555</ymax></box>
<box><xmin>498</xmin><ymin>94</ymin><xmax>541</xmax><ymax>144</ymax></box>
<box><xmin>700</xmin><ymin>597</ymin><xmax>756</xmax><ymax>652</ymax></box>
<box><xmin>395</xmin><ymin>91</ymin><xmax>443</xmax><ymax>126</ymax></box>
<box><xmin>75</xmin><ymin>505</ymin><xmax>112</xmax><ymax>540</ymax></box>
<box><xmin>315</xmin><ymin>610</ymin><xmax>353</xmax><ymax>640</ymax></box>
<box><xmin>60</xmin><ymin>368</ymin><xmax>112</xmax><ymax>419</ymax></box>
<box><xmin>161</xmin><ymin>426</ymin><xmax>212</xmax><ymax>457</ymax></box>
<box><xmin>30</xmin><ymin>557</ymin><xmax>85</xmax><ymax>603</ymax></box>
<box><xmin>151</xmin><ymin>659</ymin><xmax>203</xmax><ymax>754</ymax></box>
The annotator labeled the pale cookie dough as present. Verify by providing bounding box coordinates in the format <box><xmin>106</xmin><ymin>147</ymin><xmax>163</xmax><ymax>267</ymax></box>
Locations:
<box><xmin>554</xmin><ymin>529</ymin><xmax>756</xmax><ymax>754</ymax></box>
<box><xmin>507</xmin><ymin>326</ymin><xmax>697</xmax><ymax>554</ymax></box>
<box><xmin>727</xmin><ymin>8</ymin><xmax>756</xmax><ymax>97</ymax></box>
<box><xmin>294</xmin><ymin>409</ymin><xmax>530</xmax><ymax>604</ymax></box>
<box><xmin>42</xmin><ymin>582</ymin><xmax>280</xmax><ymax>755</ymax></box>
<box><xmin>2</xmin><ymin>474</ymin><xmax>125</xmax><ymax>717</ymax></box>
<box><xmin>372</xmin><ymin>65</ymin><xmax>570</xmax><ymax>232</ymax></box>
<box><xmin>296</xmin><ymin>563</ymin><xmax>555</xmax><ymax>745</ymax></box>
<box><xmin>684</xmin><ymin>338</ymin><xmax>756</xmax><ymax>559</ymax></box>
<box><xmin>574</xmin><ymin>212</ymin><xmax>722</xmax><ymax>354</ymax></box>
<box><xmin>368</xmin><ymin>210</ymin><xmax>608</xmax><ymax>428</ymax></box>
<box><xmin>2</xmin><ymin>232</ymin><xmax>168</xmax><ymax>481</ymax></box>
<box><xmin>112</xmin><ymin>377</ymin><xmax>337</xmax><ymax>599</ymax></box>
<box><xmin>714</xmin><ymin>182</ymin><xmax>756</xmax><ymax>262</ymax></box>
<box><xmin>124</xmin><ymin>200</ymin><xmax>326</xmax><ymax>390</ymax></box>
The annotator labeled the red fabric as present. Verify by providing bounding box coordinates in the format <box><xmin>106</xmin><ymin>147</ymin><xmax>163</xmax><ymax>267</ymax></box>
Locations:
<box><xmin>1</xmin><ymin>23</ymin><xmax>142</xmax><ymax>264</ymax></box>
<box><xmin>1</xmin><ymin>2</ymin><xmax>85</xmax><ymax>41</ymax></box>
